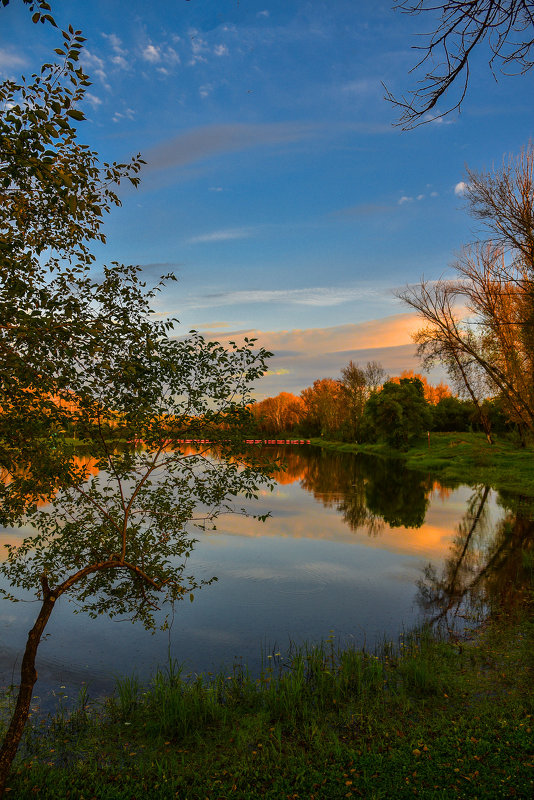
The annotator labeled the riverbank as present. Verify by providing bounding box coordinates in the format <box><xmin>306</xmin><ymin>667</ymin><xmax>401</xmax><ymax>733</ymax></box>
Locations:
<box><xmin>2</xmin><ymin>604</ymin><xmax>533</xmax><ymax>799</ymax></box>
<box><xmin>310</xmin><ymin>432</ymin><xmax>534</xmax><ymax>499</ymax></box>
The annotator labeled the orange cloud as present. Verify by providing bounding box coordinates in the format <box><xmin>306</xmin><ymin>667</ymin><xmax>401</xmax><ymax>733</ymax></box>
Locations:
<box><xmin>201</xmin><ymin>312</ymin><xmax>419</xmax><ymax>354</ymax></box>
<box><xmin>196</xmin><ymin>313</ymin><xmax>441</xmax><ymax>396</ymax></box>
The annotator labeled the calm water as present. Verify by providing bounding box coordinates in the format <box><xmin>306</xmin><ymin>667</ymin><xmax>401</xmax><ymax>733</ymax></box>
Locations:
<box><xmin>0</xmin><ymin>446</ymin><xmax>525</xmax><ymax>708</ymax></box>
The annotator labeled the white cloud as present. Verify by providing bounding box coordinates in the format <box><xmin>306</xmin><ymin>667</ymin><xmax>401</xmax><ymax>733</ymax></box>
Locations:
<box><xmin>258</xmin><ymin>10</ymin><xmax>270</xmax><ymax>17</ymax></box>
<box><xmin>111</xmin><ymin>55</ymin><xmax>129</xmax><ymax>69</ymax></box>
<box><xmin>214</xmin><ymin>44</ymin><xmax>229</xmax><ymax>57</ymax></box>
<box><xmin>454</xmin><ymin>181</ymin><xmax>468</xmax><ymax>196</ymax></box>
<box><xmin>82</xmin><ymin>49</ymin><xmax>109</xmax><ymax>88</ymax></box>
<box><xmin>85</xmin><ymin>93</ymin><xmax>102</xmax><ymax>109</ymax></box>
<box><xmin>199</xmin><ymin>83</ymin><xmax>214</xmax><ymax>99</ymax></box>
<box><xmin>416</xmin><ymin>194</ymin><xmax>424</xmax><ymax>201</ymax></box>
<box><xmin>102</xmin><ymin>33</ymin><xmax>126</xmax><ymax>55</ymax></box>
<box><xmin>187</xmin><ymin>227</ymin><xmax>255</xmax><ymax>244</ymax></box>
<box><xmin>189</xmin><ymin>30</ymin><xmax>209</xmax><ymax>65</ymax></box>
<box><xmin>142</xmin><ymin>44</ymin><xmax>161</xmax><ymax>63</ymax></box>
<box><xmin>422</xmin><ymin>111</ymin><xmax>456</xmax><ymax>125</ymax></box>
<box><xmin>430</xmin><ymin>191</ymin><xmax>439</xmax><ymax>197</ymax></box>
<box><xmin>112</xmin><ymin>107</ymin><xmax>135</xmax><ymax>123</ymax></box>
<box><xmin>0</xmin><ymin>48</ymin><xmax>27</xmax><ymax>74</ymax></box>
<box><xmin>209</xmin><ymin>186</ymin><xmax>223</xmax><ymax>192</ymax></box>
<box><xmin>398</xmin><ymin>196</ymin><xmax>413</xmax><ymax>205</ymax></box>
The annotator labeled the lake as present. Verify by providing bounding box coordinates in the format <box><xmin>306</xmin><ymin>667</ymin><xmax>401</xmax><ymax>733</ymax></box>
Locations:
<box><xmin>0</xmin><ymin>445</ymin><xmax>522</xmax><ymax>709</ymax></box>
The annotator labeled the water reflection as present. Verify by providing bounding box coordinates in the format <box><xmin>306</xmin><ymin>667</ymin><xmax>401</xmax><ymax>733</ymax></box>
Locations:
<box><xmin>418</xmin><ymin>485</ymin><xmax>534</xmax><ymax>626</ymax></box>
<box><xmin>0</xmin><ymin>445</ymin><xmax>531</xmax><ymax>706</ymax></box>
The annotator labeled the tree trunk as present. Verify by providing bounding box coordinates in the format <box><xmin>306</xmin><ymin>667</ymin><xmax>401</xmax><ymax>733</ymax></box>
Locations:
<box><xmin>0</xmin><ymin>591</ymin><xmax>57</xmax><ymax>796</ymax></box>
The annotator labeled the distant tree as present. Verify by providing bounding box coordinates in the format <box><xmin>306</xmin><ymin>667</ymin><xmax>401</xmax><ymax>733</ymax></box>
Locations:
<box><xmin>340</xmin><ymin>360</ymin><xmax>389</xmax><ymax>440</ymax></box>
<box><xmin>431</xmin><ymin>395</ymin><xmax>473</xmax><ymax>431</ymax></box>
<box><xmin>250</xmin><ymin>392</ymin><xmax>305</xmax><ymax>435</ymax></box>
<box><xmin>301</xmin><ymin>378</ymin><xmax>348</xmax><ymax>436</ymax></box>
<box><xmin>363</xmin><ymin>360</ymin><xmax>389</xmax><ymax>393</ymax></box>
<box><xmin>363</xmin><ymin>377</ymin><xmax>433</xmax><ymax>448</ymax></box>
<box><xmin>340</xmin><ymin>361</ymin><xmax>367</xmax><ymax>439</ymax></box>
<box><xmin>390</xmin><ymin>370</ymin><xmax>452</xmax><ymax>404</ymax></box>
<box><xmin>386</xmin><ymin>0</ymin><xmax>534</xmax><ymax>128</ymax></box>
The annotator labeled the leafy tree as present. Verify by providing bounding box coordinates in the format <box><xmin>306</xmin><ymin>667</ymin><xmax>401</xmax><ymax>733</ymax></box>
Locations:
<box><xmin>0</xmin><ymin>13</ymin><xmax>274</xmax><ymax>793</ymax></box>
<box><xmin>340</xmin><ymin>361</ymin><xmax>368</xmax><ymax>440</ymax></box>
<box><xmin>390</xmin><ymin>369</ymin><xmax>451</xmax><ymax>404</ymax></box>
<box><xmin>363</xmin><ymin>377</ymin><xmax>432</xmax><ymax>448</ymax></box>
<box><xmin>431</xmin><ymin>394</ymin><xmax>472</xmax><ymax>431</ymax></box>
<box><xmin>301</xmin><ymin>378</ymin><xmax>348</xmax><ymax>437</ymax></box>
<box><xmin>250</xmin><ymin>392</ymin><xmax>305</xmax><ymax>435</ymax></box>
<box><xmin>387</xmin><ymin>0</ymin><xmax>534</xmax><ymax>127</ymax></box>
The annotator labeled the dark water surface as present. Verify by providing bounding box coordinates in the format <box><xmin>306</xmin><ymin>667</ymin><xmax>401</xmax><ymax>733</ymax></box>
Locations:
<box><xmin>0</xmin><ymin>446</ymin><xmax>526</xmax><ymax>709</ymax></box>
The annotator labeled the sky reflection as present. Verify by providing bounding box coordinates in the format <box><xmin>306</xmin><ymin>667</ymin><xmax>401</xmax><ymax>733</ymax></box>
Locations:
<box><xmin>0</xmin><ymin>447</ymin><xmax>506</xmax><ymax>709</ymax></box>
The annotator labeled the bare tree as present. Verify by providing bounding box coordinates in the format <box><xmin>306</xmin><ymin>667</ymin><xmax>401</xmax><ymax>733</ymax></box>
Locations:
<box><xmin>399</xmin><ymin>145</ymin><xmax>534</xmax><ymax>439</ymax></box>
<box><xmin>386</xmin><ymin>0</ymin><xmax>534</xmax><ymax>128</ymax></box>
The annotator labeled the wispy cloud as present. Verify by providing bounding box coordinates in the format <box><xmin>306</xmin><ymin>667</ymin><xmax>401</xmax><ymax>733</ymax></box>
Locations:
<box><xmin>112</xmin><ymin>107</ymin><xmax>135</xmax><ymax>123</ymax></box>
<box><xmin>187</xmin><ymin>227</ymin><xmax>256</xmax><ymax>244</ymax></box>
<box><xmin>0</xmin><ymin>48</ymin><xmax>27</xmax><ymax>74</ymax></box>
<box><xmin>102</xmin><ymin>32</ymin><xmax>128</xmax><ymax>68</ymax></box>
<box><xmin>143</xmin><ymin>122</ymin><xmax>320</xmax><ymax>172</ymax></box>
<box><xmin>398</xmin><ymin>190</ymin><xmax>438</xmax><ymax>205</ymax></box>
<box><xmin>454</xmin><ymin>181</ymin><xmax>468</xmax><ymax>196</ymax></box>
<box><xmin>190</xmin><ymin>286</ymin><xmax>385</xmax><ymax>309</ymax></box>
<box><xmin>84</xmin><ymin>93</ymin><xmax>102</xmax><ymax>110</ymax></box>
<box><xmin>81</xmin><ymin>49</ymin><xmax>109</xmax><ymax>88</ymax></box>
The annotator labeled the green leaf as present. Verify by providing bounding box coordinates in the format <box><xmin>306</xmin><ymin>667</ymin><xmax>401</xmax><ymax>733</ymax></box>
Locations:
<box><xmin>67</xmin><ymin>109</ymin><xmax>85</xmax><ymax>121</ymax></box>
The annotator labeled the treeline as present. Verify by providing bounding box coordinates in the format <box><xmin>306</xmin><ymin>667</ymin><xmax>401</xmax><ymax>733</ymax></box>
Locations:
<box><xmin>251</xmin><ymin>364</ymin><xmax>513</xmax><ymax>446</ymax></box>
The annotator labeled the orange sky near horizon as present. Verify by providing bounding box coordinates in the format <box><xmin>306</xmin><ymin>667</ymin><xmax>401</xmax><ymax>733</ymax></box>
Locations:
<box><xmin>198</xmin><ymin>311</ymin><xmax>438</xmax><ymax>397</ymax></box>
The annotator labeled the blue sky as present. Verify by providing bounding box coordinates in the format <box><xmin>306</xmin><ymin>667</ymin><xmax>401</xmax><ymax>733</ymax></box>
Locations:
<box><xmin>2</xmin><ymin>0</ymin><xmax>533</xmax><ymax>395</ymax></box>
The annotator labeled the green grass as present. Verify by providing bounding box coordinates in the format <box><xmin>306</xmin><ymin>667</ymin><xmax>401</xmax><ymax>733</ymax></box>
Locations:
<box><xmin>311</xmin><ymin>432</ymin><xmax>534</xmax><ymax>499</ymax></box>
<box><xmin>2</xmin><ymin>609</ymin><xmax>533</xmax><ymax>799</ymax></box>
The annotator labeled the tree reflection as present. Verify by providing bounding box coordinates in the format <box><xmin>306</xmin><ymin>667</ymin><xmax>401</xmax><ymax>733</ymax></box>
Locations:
<box><xmin>271</xmin><ymin>447</ymin><xmax>438</xmax><ymax>533</ymax></box>
<box><xmin>417</xmin><ymin>485</ymin><xmax>534</xmax><ymax>626</ymax></box>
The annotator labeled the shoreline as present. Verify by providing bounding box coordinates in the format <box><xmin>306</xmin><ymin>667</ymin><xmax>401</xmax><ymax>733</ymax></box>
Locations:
<box><xmin>309</xmin><ymin>432</ymin><xmax>534</xmax><ymax>499</ymax></box>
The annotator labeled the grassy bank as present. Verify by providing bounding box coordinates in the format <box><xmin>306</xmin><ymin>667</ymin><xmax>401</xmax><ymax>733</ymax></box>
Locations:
<box><xmin>310</xmin><ymin>432</ymin><xmax>534</xmax><ymax>498</ymax></box>
<box><xmin>2</xmin><ymin>608</ymin><xmax>533</xmax><ymax>799</ymax></box>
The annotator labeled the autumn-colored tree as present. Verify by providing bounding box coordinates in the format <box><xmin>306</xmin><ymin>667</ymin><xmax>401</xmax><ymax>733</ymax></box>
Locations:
<box><xmin>390</xmin><ymin>370</ymin><xmax>452</xmax><ymax>405</ymax></box>
<box><xmin>250</xmin><ymin>392</ymin><xmax>305</xmax><ymax>435</ymax></box>
<box><xmin>301</xmin><ymin>378</ymin><xmax>348</xmax><ymax>436</ymax></box>
<box><xmin>399</xmin><ymin>145</ymin><xmax>534</xmax><ymax>442</ymax></box>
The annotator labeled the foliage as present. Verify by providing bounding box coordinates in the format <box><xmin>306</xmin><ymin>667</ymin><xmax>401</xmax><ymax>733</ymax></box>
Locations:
<box><xmin>387</xmin><ymin>0</ymin><xmax>534</xmax><ymax>127</ymax></box>
<box><xmin>300</xmin><ymin>378</ymin><xmax>347</xmax><ymax>437</ymax></box>
<box><xmin>0</xmin><ymin>7</ymin><xmax>274</xmax><ymax>791</ymax></box>
<box><xmin>2</xmin><ymin>612</ymin><xmax>533</xmax><ymax>799</ymax></box>
<box><xmin>390</xmin><ymin>369</ymin><xmax>451</xmax><ymax>405</ymax></box>
<box><xmin>431</xmin><ymin>394</ymin><xmax>472</xmax><ymax>431</ymax></box>
<box><xmin>363</xmin><ymin>377</ymin><xmax>433</xmax><ymax>448</ymax></box>
<box><xmin>312</xmin><ymin>431</ymin><xmax>534</xmax><ymax>498</ymax></box>
<box><xmin>249</xmin><ymin>392</ymin><xmax>305</xmax><ymax>435</ymax></box>
<box><xmin>0</xmin><ymin>21</ymin><xmax>144</xmax><ymax>502</ymax></box>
